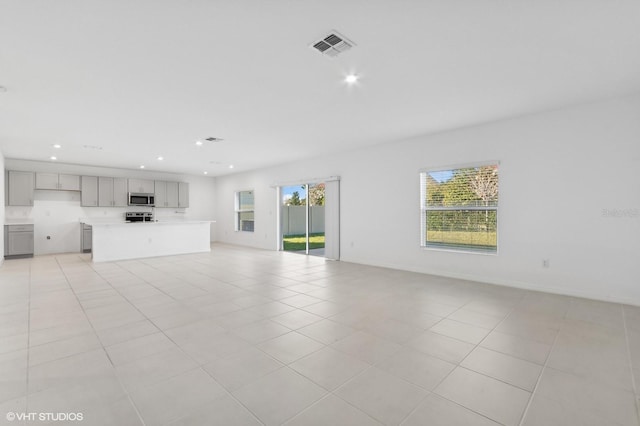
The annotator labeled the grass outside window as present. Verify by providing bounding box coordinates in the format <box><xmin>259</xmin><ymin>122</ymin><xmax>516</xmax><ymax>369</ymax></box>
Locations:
<box><xmin>283</xmin><ymin>233</ymin><xmax>325</xmax><ymax>251</ymax></box>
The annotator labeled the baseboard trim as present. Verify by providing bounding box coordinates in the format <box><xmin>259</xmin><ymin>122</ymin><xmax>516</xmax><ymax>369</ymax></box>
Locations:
<box><xmin>342</xmin><ymin>257</ymin><xmax>640</xmax><ymax>307</ymax></box>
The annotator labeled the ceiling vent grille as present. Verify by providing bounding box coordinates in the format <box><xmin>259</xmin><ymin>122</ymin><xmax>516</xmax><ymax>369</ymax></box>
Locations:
<box><xmin>311</xmin><ymin>31</ymin><xmax>355</xmax><ymax>58</ymax></box>
<box><xmin>205</xmin><ymin>137</ymin><xmax>223</xmax><ymax>142</ymax></box>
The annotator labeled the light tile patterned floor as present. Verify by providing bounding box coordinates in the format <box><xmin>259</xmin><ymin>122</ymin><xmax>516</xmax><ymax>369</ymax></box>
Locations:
<box><xmin>0</xmin><ymin>243</ymin><xmax>639</xmax><ymax>426</ymax></box>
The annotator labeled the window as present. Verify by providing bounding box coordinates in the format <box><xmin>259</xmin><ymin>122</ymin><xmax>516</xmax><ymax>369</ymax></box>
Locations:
<box><xmin>235</xmin><ymin>190</ymin><xmax>254</xmax><ymax>232</ymax></box>
<box><xmin>420</xmin><ymin>164</ymin><xmax>498</xmax><ymax>253</ymax></box>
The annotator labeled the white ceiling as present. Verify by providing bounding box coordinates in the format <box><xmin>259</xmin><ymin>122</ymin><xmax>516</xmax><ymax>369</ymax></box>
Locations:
<box><xmin>1</xmin><ymin>0</ymin><xmax>639</xmax><ymax>176</ymax></box>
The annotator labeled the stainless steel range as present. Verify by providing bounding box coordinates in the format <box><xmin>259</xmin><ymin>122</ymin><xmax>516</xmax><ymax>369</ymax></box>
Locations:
<box><xmin>125</xmin><ymin>212</ymin><xmax>154</xmax><ymax>222</ymax></box>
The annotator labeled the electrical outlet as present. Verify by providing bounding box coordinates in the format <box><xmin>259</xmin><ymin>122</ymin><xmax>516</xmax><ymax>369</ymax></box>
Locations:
<box><xmin>542</xmin><ymin>259</ymin><xmax>550</xmax><ymax>268</ymax></box>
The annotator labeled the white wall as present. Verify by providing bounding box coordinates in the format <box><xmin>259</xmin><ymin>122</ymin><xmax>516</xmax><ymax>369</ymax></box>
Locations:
<box><xmin>215</xmin><ymin>94</ymin><xmax>640</xmax><ymax>305</ymax></box>
<box><xmin>5</xmin><ymin>160</ymin><xmax>216</xmax><ymax>255</ymax></box>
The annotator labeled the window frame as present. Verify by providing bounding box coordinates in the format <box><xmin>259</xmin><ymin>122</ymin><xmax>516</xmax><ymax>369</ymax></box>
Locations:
<box><xmin>420</xmin><ymin>162</ymin><xmax>499</xmax><ymax>254</ymax></box>
<box><xmin>235</xmin><ymin>190</ymin><xmax>255</xmax><ymax>232</ymax></box>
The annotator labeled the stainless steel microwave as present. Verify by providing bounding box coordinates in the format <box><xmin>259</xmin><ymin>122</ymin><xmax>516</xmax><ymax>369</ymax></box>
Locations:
<box><xmin>128</xmin><ymin>193</ymin><xmax>155</xmax><ymax>207</ymax></box>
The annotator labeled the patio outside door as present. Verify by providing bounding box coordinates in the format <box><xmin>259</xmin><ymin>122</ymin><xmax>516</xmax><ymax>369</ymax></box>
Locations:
<box><xmin>280</xmin><ymin>183</ymin><xmax>326</xmax><ymax>257</ymax></box>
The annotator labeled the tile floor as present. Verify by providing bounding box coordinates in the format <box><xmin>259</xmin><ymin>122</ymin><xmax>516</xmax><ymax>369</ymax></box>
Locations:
<box><xmin>0</xmin><ymin>243</ymin><xmax>639</xmax><ymax>426</ymax></box>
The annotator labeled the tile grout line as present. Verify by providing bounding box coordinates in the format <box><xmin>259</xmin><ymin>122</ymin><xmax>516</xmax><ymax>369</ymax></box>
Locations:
<box><xmin>396</xmin><ymin>291</ymin><xmax>527</xmax><ymax>426</ymax></box>
<box><xmin>184</xmin><ymin>260</ymin><xmax>353</xmax><ymax>426</ymax></box>
<box><xmin>78</xmin><ymin>255</ymin><xmax>153</xmax><ymax>426</ymax></box>
<box><xmin>281</xmin><ymin>391</ymin><xmax>382</xmax><ymax>426</ymax></box>
<box><xmin>24</xmin><ymin>258</ymin><xmax>32</xmax><ymax>414</ymax></box>
<box><xmin>23</xmin><ymin>251</ymin><xmax>317</xmax><ymax>426</ymax></box>
<box><xmin>621</xmin><ymin>305</ymin><xmax>640</xmax><ymax>426</ymax></box>
<box><xmin>10</xmin><ymin>248</ymin><xmax>631</xmax><ymax>426</ymax></box>
<box><xmin>291</xmin><ymin>288</ymin><xmax>528</xmax><ymax>426</ymax></box>
<box><xmin>88</xmin><ymin>256</ymin><xmax>270</xmax><ymax>426</ymax></box>
<box><xmin>54</xmin><ymin>255</ymin><xmax>148</xmax><ymax>426</ymax></box>
<box><xmin>515</xmin><ymin>301</ymin><xmax>565</xmax><ymax>426</ymax></box>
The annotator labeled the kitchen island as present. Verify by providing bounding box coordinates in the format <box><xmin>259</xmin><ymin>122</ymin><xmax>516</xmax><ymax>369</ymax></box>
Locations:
<box><xmin>83</xmin><ymin>220</ymin><xmax>212</xmax><ymax>262</ymax></box>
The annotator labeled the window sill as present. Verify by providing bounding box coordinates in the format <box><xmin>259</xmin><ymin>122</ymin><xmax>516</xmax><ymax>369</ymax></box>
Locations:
<box><xmin>420</xmin><ymin>245</ymin><xmax>498</xmax><ymax>256</ymax></box>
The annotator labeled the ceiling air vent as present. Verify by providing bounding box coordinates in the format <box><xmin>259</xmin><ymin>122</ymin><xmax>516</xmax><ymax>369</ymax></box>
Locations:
<box><xmin>205</xmin><ymin>137</ymin><xmax>223</xmax><ymax>142</ymax></box>
<box><xmin>311</xmin><ymin>31</ymin><xmax>355</xmax><ymax>58</ymax></box>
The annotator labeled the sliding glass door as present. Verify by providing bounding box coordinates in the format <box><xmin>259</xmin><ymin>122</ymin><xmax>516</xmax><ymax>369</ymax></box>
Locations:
<box><xmin>280</xmin><ymin>183</ymin><xmax>325</xmax><ymax>256</ymax></box>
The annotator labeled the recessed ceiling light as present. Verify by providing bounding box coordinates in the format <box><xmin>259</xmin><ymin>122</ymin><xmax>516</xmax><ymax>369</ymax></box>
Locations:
<box><xmin>52</xmin><ymin>144</ymin><xmax>62</xmax><ymax>149</ymax></box>
<box><xmin>139</xmin><ymin>165</ymin><xmax>145</xmax><ymax>169</ymax></box>
<box><xmin>157</xmin><ymin>156</ymin><xmax>163</xmax><ymax>161</ymax></box>
<box><xmin>195</xmin><ymin>141</ymin><xmax>203</xmax><ymax>146</ymax></box>
<box><xmin>344</xmin><ymin>74</ymin><xmax>359</xmax><ymax>84</ymax></box>
<box><xmin>50</xmin><ymin>156</ymin><xmax>57</xmax><ymax>160</ymax></box>
<box><xmin>203</xmin><ymin>171</ymin><xmax>208</xmax><ymax>175</ymax></box>
<box><xmin>229</xmin><ymin>165</ymin><xmax>234</xmax><ymax>169</ymax></box>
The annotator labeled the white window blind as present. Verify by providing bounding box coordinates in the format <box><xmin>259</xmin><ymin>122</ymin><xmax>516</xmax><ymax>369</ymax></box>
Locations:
<box><xmin>420</xmin><ymin>164</ymin><xmax>498</xmax><ymax>253</ymax></box>
<box><xmin>236</xmin><ymin>190</ymin><xmax>255</xmax><ymax>232</ymax></box>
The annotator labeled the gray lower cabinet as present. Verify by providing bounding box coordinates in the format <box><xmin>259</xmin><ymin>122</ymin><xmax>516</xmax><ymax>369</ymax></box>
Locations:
<box><xmin>7</xmin><ymin>171</ymin><xmax>35</xmax><ymax>206</ymax></box>
<box><xmin>4</xmin><ymin>225</ymin><xmax>34</xmax><ymax>258</ymax></box>
<box><xmin>81</xmin><ymin>224</ymin><xmax>92</xmax><ymax>253</ymax></box>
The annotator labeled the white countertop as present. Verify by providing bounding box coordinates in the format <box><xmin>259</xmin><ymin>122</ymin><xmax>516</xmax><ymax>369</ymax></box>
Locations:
<box><xmin>5</xmin><ymin>219</ymin><xmax>35</xmax><ymax>225</ymax></box>
<box><xmin>81</xmin><ymin>219</ymin><xmax>215</xmax><ymax>226</ymax></box>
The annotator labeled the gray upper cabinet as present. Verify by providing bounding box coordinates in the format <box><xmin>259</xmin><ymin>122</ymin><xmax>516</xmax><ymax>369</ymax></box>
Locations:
<box><xmin>91</xmin><ymin>176</ymin><xmax>129</xmax><ymax>207</ymax></box>
<box><xmin>154</xmin><ymin>181</ymin><xmax>180</xmax><ymax>208</ymax></box>
<box><xmin>154</xmin><ymin>181</ymin><xmax>167</xmax><ymax>207</ymax></box>
<box><xmin>81</xmin><ymin>176</ymin><xmax>99</xmax><ymax>207</ymax></box>
<box><xmin>35</xmin><ymin>172</ymin><xmax>58</xmax><ymax>190</ymax></box>
<box><xmin>178</xmin><ymin>182</ymin><xmax>189</xmax><ymax>208</ymax></box>
<box><xmin>7</xmin><ymin>171</ymin><xmax>35</xmax><ymax>206</ymax></box>
<box><xmin>128</xmin><ymin>178</ymin><xmax>154</xmax><ymax>194</ymax></box>
<box><xmin>167</xmin><ymin>182</ymin><xmax>179</xmax><ymax>208</ymax></box>
<box><xmin>113</xmin><ymin>178</ymin><xmax>128</xmax><ymax>207</ymax></box>
<box><xmin>98</xmin><ymin>177</ymin><xmax>115</xmax><ymax>207</ymax></box>
<box><xmin>35</xmin><ymin>173</ymin><xmax>80</xmax><ymax>190</ymax></box>
<box><xmin>59</xmin><ymin>174</ymin><xmax>81</xmax><ymax>190</ymax></box>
